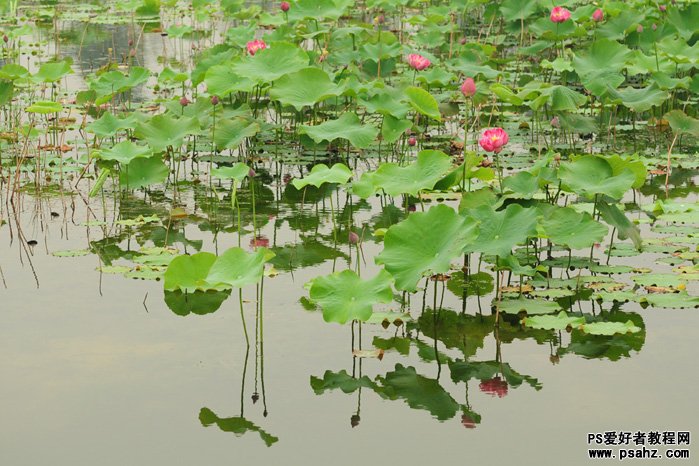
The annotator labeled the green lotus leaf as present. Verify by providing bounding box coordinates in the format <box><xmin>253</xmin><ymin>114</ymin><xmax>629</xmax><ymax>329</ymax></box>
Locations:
<box><xmin>33</xmin><ymin>59</ymin><xmax>73</xmax><ymax>83</ymax></box>
<box><xmin>499</xmin><ymin>0</ymin><xmax>539</xmax><ymax>22</ymax></box>
<box><xmin>606</xmin><ymin>155</ymin><xmax>647</xmax><ymax>189</ymax></box>
<box><xmin>573</xmin><ymin>39</ymin><xmax>632</xmax><ymax>78</ymax></box>
<box><xmin>308</xmin><ymin>269</ymin><xmax>393</xmax><ymax>324</ymax></box>
<box><xmin>605</xmin><ymin>84</ymin><xmax>668</xmax><ymax>113</ymax></box>
<box><xmin>90</xmin><ymin>67</ymin><xmax>149</xmax><ymax>104</ymax></box>
<box><xmin>630</xmin><ymin>274</ymin><xmax>686</xmax><ymax>288</ymax></box>
<box><xmin>299</xmin><ymin>113</ymin><xmax>378</xmax><ymax>149</ymax></box>
<box><xmin>523</xmin><ymin>311</ymin><xmax>585</xmax><ymax>330</ymax></box>
<box><xmin>270</xmin><ymin>67</ymin><xmax>344</xmax><ymax>111</ymax></box>
<box><xmin>199</xmin><ymin>408</ymin><xmax>278</xmax><ymax>447</ymax></box>
<box><xmin>119</xmin><ymin>155</ymin><xmax>169</xmax><ymax>189</ymax></box>
<box><xmin>204</xmin><ymin>64</ymin><xmax>255</xmax><ymax>95</ymax></box>
<box><xmin>288</xmin><ymin>0</ymin><xmax>352</xmax><ymax>20</ymax></box>
<box><xmin>449</xmin><ymin>360</ymin><xmax>541</xmax><ymax>390</ymax></box>
<box><xmin>206</xmin><ymin>247</ymin><xmax>275</xmax><ymax>288</ymax></box>
<box><xmin>381</xmin><ymin>114</ymin><xmax>412</xmax><ymax>143</ymax></box>
<box><xmin>541</xmin><ymin>207</ymin><xmax>608</xmax><ymax>250</ymax></box>
<box><xmin>213</xmin><ymin>118</ymin><xmax>260</xmax><ymax>150</ymax></box>
<box><xmin>97</xmin><ymin>140</ymin><xmax>152</xmax><ymax>165</ymax></box>
<box><xmin>235</xmin><ymin>42</ymin><xmax>309</xmax><ymax>83</ymax></box>
<box><xmin>404</xmin><ymin>86</ymin><xmax>441</xmax><ymax>121</ymax></box>
<box><xmin>665</xmin><ymin>110</ymin><xmax>699</xmax><ymax>138</ymax></box>
<box><xmin>135</xmin><ymin>114</ymin><xmax>201</xmax><ymax>152</ymax></box>
<box><xmin>640</xmin><ymin>292</ymin><xmax>699</xmax><ymax>309</ymax></box>
<box><xmin>666</xmin><ymin>3</ymin><xmax>699</xmax><ymax>40</ymax></box>
<box><xmin>26</xmin><ymin>100</ymin><xmax>62</xmax><ymax>114</ymax></box>
<box><xmin>498</xmin><ymin>297</ymin><xmax>562</xmax><ymax>315</ymax></box>
<box><xmin>376</xmin><ymin>204</ymin><xmax>478</xmax><ymax>292</ymax></box>
<box><xmin>558</xmin><ymin>155</ymin><xmax>636</xmax><ymax>199</ymax></box>
<box><xmin>310</xmin><ymin>370</ymin><xmax>377</xmax><ymax>394</ymax></box>
<box><xmin>580</xmin><ymin>320</ymin><xmax>642</xmax><ymax>336</ymax></box>
<box><xmin>541</xmin><ymin>85</ymin><xmax>587</xmax><ymax>112</ymax></box>
<box><xmin>211</xmin><ymin>162</ymin><xmax>250</xmax><ymax>181</ymax></box>
<box><xmin>292</xmin><ymin>163</ymin><xmax>352</xmax><ymax>190</ymax></box>
<box><xmin>597</xmin><ymin>199</ymin><xmax>642</xmax><ymax>251</ymax></box>
<box><xmin>164</xmin><ymin>290</ymin><xmax>232</xmax><ymax>316</ymax></box>
<box><xmin>446</xmin><ymin>271</ymin><xmax>494</xmax><ymax>298</ymax></box>
<box><xmin>467</xmin><ymin>204</ymin><xmax>539</xmax><ymax>257</ymax></box>
<box><xmin>86</xmin><ymin>112</ymin><xmax>139</xmax><ymax>137</ymax></box>
<box><xmin>352</xmin><ymin>150</ymin><xmax>452</xmax><ymax>198</ymax></box>
<box><xmin>502</xmin><ymin>171</ymin><xmax>539</xmax><ymax>199</ymax></box>
<box><xmin>375</xmin><ymin>364</ymin><xmax>460</xmax><ymax>421</ymax></box>
<box><xmin>360</xmin><ymin>88</ymin><xmax>411</xmax><ymax>119</ymax></box>
<box><xmin>163</xmin><ymin>252</ymin><xmax>219</xmax><ymax>292</ymax></box>
<box><xmin>490</xmin><ymin>83</ymin><xmax>523</xmax><ymax>106</ymax></box>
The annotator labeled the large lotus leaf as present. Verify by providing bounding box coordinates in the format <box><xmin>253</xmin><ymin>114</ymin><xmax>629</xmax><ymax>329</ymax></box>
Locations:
<box><xmin>96</xmin><ymin>140</ymin><xmax>152</xmax><ymax>165</ymax></box>
<box><xmin>135</xmin><ymin>114</ymin><xmax>201</xmax><ymax>152</ymax></box>
<box><xmin>206</xmin><ymin>247</ymin><xmax>274</xmax><ymax>288</ymax></box>
<box><xmin>90</xmin><ymin>67</ymin><xmax>149</xmax><ymax>104</ymax></box>
<box><xmin>235</xmin><ymin>42</ymin><xmax>309</xmax><ymax>83</ymax></box>
<box><xmin>310</xmin><ymin>370</ymin><xmax>377</xmax><ymax>394</ymax></box>
<box><xmin>375</xmin><ymin>204</ymin><xmax>478</xmax><ymax>292</ymax></box>
<box><xmin>558</xmin><ymin>155</ymin><xmax>635</xmax><ymax>199</ymax></box>
<box><xmin>199</xmin><ymin>408</ymin><xmax>278</xmax><ymax>447</ymax></box>
<box><xmin>288</xmin><ymin>0</ymin><xmax>352</xmax><ymax>20</ymax></box>
<box><xmin>404</xmin><ymin>86</ymin><xmax>441</xmax><ymax>121</ymax></box>
<box><xmin>352</xmin><ymin>150</ymin><xmax>452</xmax><ymax>198</ymax></box>
<box><xmin>381</xmin><ymin>115</ymin><xmax>412</xmax><ymax>143</ymax></box>
<box><xmin>270</xmin><ymin>67</ymin><xmax>343</xmax><ymax>111</ymax></box>
<box><xmin>502</xmin><ymin>171</ymin><xmax>539</xmax><ymax>199</ymax></box>
<box><xmin>119</xmin><ymin>155</ymin><xmax>169</xmax><ymax>189</ymax></box>
<box><xmin>606</xmin><ymin>155</ymin><xmax>647</xmax><ymax>189</ymax></box>
<box><xmin>573</xmin><ymin>39</ymin><xmax>632</xmax><ymax>77</ymax></box>
<box><xmin>211</xmin><ymin>162</ymin><xmax>250</xmax><ymax>181</ymax></box>
<box><xmin>666</xmin><ymin>3</ymin><xmax>699</xmax><ymax>41</ymax></box>
<box><xmin>213</xmin><ymin>118</ymin><xmax>260</xmax><ymax>150</ymax></box>
<box><xmin>164</xmin><ymin>252</ymin><xmax>219</xmax><ymax>292</ymax></box>
<box><xmin>541</xmin><ymin>207</ymin><xmax>608</xmax><ymax>250</ymax></box>
<box><xmin>87</xmin><ymin>112</ymin><xmax>139</xmax><ymax>137</ymax></box>
<box><xmin>375</xmin><ymin>364</ymin><xmax>460</xmax><ymax>421</ymax></box>
<box><xmin>292</xmin><ymin>163</ymin><xmax>352</xmax><ymax>189</ymax></box>
<box><xmin>523</xmin><ymin>311</ymin><xmax>585</xmax><ymax>330</ymax></box>
<box><xmin>542</xmin><ymin>85</ymin><xmax>587</xmax><ymax>112</ymax></box>
<box><xmin>163</xmin><ymin>290</ymin><xmax>232</xmax><ymax>316</ymax></box>
<box><xmin>499</xmin><ymin>0</ymin><xmax>539</xmax><ymax>22</ymax></box>
<box><xmin>33</xmin><ymin>59</ymin><xmax>73</xmax><ymax>83</ymax></box>
<box><xmin>640</xmin><ymin>292</ymin><xmax>699</xmax><ymax>309</ymax></box>
<box><xmin>360</xmin><ymin>88</ymin><xmax>411</xmax><ymax>119</ymax></box>
<box><xmin>498</xmin><ymin>297</ymin><xmax>562</xmax><ymax>315</ymax></box>
<box><xmin>299</xmin><ymin>113</ymin><xmax>378</xmax><ymax>149</ymax></box>
<box><xmin>605</xmin><ymin>84</ymin><xmax>668</xmax><ymax>113</ymax></box>
<box><xmin>204</xmin><ymin>64</ymin><xmax>255</xmax><ymax>95</ymax></box>
<box><xmin>597</xmin><ymin>200</ymin><xmax>642</xmax><ymax>251</ymax></box>
<box><xmin>580</xmin><ymin>321</ymin><xmax>642</xmax><ymax>336</ymax></box>
<box><xmin>449</xmin><ymin>360</ymin><xmax>541</xmax><ymax>390</ymax></box>
<box><xmin>308</xmin><ymin>269</ymin><xmax>393</xmax><ymax>324</ymax></box>
<box><xmin>665</xmin><ymin>110</ymin><xmax>699</xmax><ymax>138</ymax></box>
<box><xmin>490</xmin><ymin>83</ymin><xmax>523</xmax><ymax>106</ymax></box>
<box><xmin>26</xmin><ymin>100</ymin><xmax>63</xmax><ymax>114</ymax></box>
<box><xmin>467</xmin><ymin>204</ymin><xmax>538</xmax><ymax>257</ymax></box>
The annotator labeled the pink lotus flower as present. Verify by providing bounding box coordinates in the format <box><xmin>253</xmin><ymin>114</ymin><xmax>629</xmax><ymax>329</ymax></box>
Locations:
<box><xmin>250</xmin><ymin>235</ymin><xmax>269</xmax><ymax>249</ymax></box>
<box><xmin>280</xmin><ymin>1</ymin><xmax>290</xmax><ymax>12</ymax></box>
<box><xmin>460</xmin><ymin>77</ymin><xmax>476</xmax><ymax>98</ymax></box>
<box><xmin>479</xmin><ymin>128</ymin><xmax>509</xmax><ymax>154</ymax></box>
<box><xmin>246</xmin><ymin>39</ymin><xmax>267</xmax><ymax>56</ymax></box>
<box><xmin>550</xmin><ymin>6</ymin><xmax>571</xmax><ymax>23</ymax></box>
<box><xmin>408</xmin><ymin>135</ymin><xmax>417</xmax><ymax>146</ymax></box>
<box><xmin>179</xmin><ymin>96</ymin><xmax>190</xmax><ymax>106</ymax></box>
<box><xmin>592</xmin><ymin>8</ymin><xmax>603</xmax><ymax>22</ymax></box>
<box><xmin>407</xmin><ymin>53</ymin><xmax>430</xmax><ymax>71</ymax></box>
<box><xmin>479</xmin><ymin>376</ymin><xmax>508</xmax><ymax>398</ymax></box>
<box><xmin>636</xmin><ymin>24</ymin><xmax>643</xmax><ymax>33</ymax></box>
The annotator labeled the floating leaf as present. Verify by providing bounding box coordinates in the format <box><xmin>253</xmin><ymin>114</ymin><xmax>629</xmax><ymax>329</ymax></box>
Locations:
<box><xmin>292</xmin><ymin>163</ymin><xmax>352</xmax><ymax>190</ymax></box>
<box><xmin>523</xmin><ymin>311</ymin><xmax>585</xmax><ymax>330</ymax></box>
<box><xmin>580</xmin><ymin>321</ymin><xmax>642</xmax><ymax>336</ymax></box>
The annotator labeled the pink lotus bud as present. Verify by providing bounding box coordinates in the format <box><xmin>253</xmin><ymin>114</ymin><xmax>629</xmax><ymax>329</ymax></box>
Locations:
<box><xmin>211</xmin><ymin>95</ymin><xmax>220</xmax><ymax>106</ymax></box>
<box><xmin>407</xmin><ymin>53</ymin><xmax>430</xmax><ymax>71</ymax></box>
<box><xmin>592</xmin><ymin>8</ymin><xmax>603</xmax><ymax>22</ymax></box>
<box><xmin>129</xmin><ymin>48</ymin><xmax>136</xmax><ymax>57</ymax></box>
<box><xmin>460</xmin><ymin>77</ymin><xmax>476</xmax><ymax>98</ymax></box>
<box><xmin>659</xmin><ymin>4</ymin><xmax>666</xmax><ymax>12</ymax></box>
<box><xmin>550</xmin><ymin>6</ymin><xmax>571</xmax><ymax>23</ymax></box>
<box><xmin>459</xmin><ymin>37</ymin><xmax>467</xmax><ymax>45</ymax></box>
<box><xmin>179</xmin><ymin>96</ymin><xmax>190</xmax><ymax>106</ymax></box>
<box><xmin>348</xmin><ymin>231</ymin><xmax>359</xmax><ymax>244</ymax></box>
<box><xmin>128</xmin><ymin>39</ymin><xmax>134</xmax><ymax>46</ymax></box>
<box><xmin>550</xmin><ymin>116</ymin><xmax>559</xmax><ymax>128</ymax></box>
<box><xmin>408</xmin><ymin>136</ymin><xmax>417</xmax><ymax>146</ymax></box>
<box><xmin>636</xmin><ymin>24</ymin><xmax>643</xmax><ymax>33</ymax></box>
<box><xmin>248</xmin><ymin>168</ymin><xmax>256</xmax><ymax>178</ymax></box>
<box><xmin>2</xmin><ymin>35</ymin><xmax>8</xmax><ymax>44</ymax></box>
<box><xmin>246</xmin><ymin>39</ymin><xmax>267</xmax><ymax>56</ymax></box>
<box><xmin>280</xmin><ymin>1</ymin><xmax>290</xmax><ymax>12</ymax></box>
<box><xmin>461</xmin><ymin>414</ymin><xmax>476</xmax><ymax>429</ymax></box>
<box><xmin>478</xmin><ymin>128</ymin><xmax>509</xmax><ymax>154</ymax></box>
<box><xmin>652</xmin><ymin>23</ymin><xmax>657</xmax><ymax>31</ymax></box>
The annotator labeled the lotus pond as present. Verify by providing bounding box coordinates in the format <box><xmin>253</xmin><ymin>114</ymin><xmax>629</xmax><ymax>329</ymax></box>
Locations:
<box><xmin>1</xmin><ymin>0</ymin><xmax>698</xmax><ymax>464</ymax></box>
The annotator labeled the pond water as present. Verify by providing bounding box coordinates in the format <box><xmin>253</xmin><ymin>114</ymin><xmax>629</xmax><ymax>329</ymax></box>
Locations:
<box><xmin>1</xmin><ymin>2</ymin><xmax>699</xmax><ymax>465</ymax></box>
